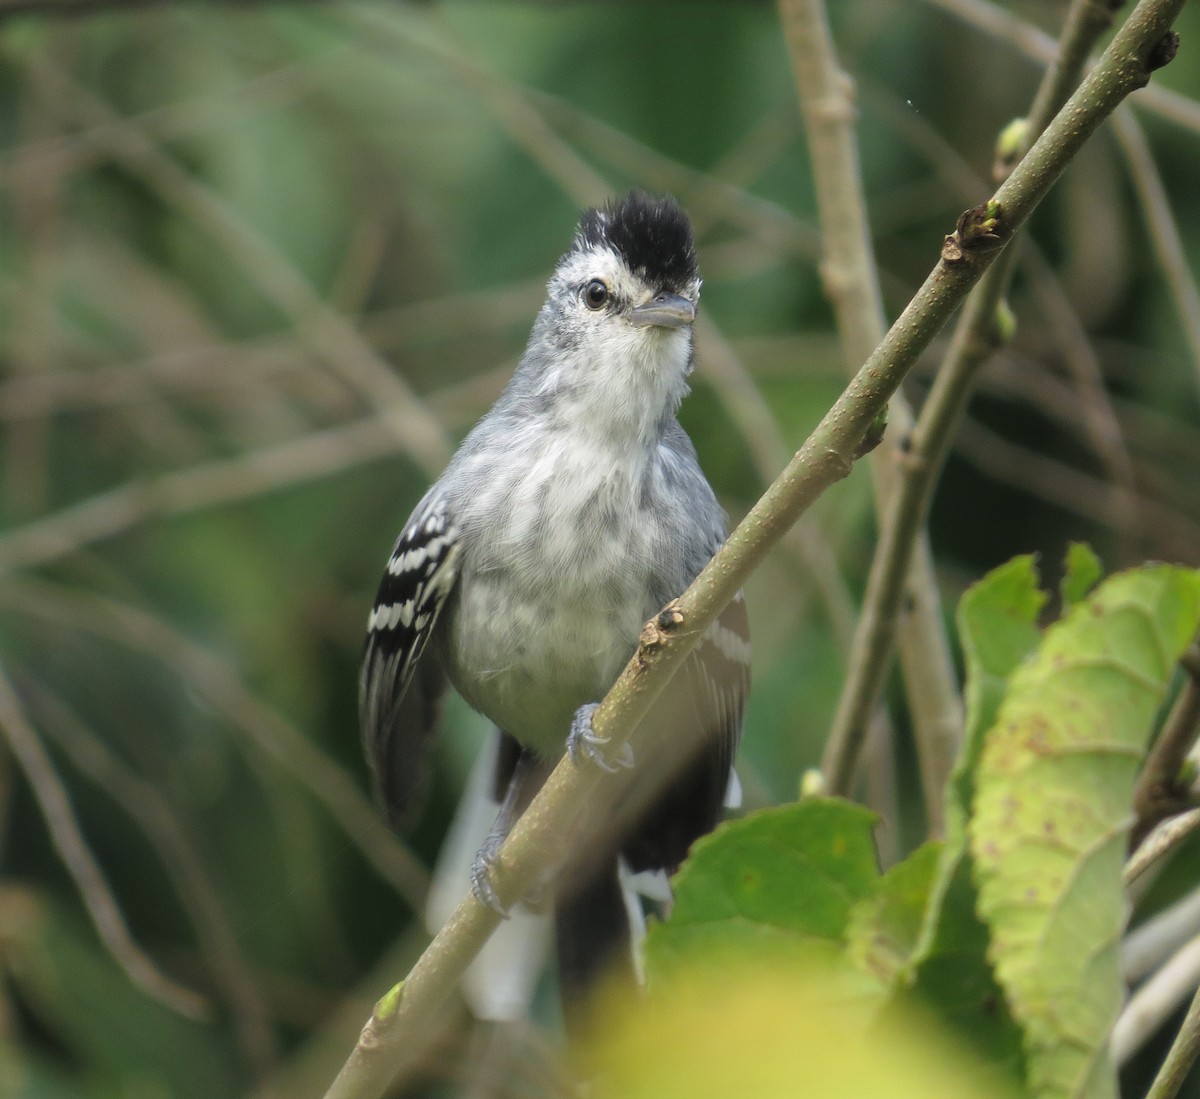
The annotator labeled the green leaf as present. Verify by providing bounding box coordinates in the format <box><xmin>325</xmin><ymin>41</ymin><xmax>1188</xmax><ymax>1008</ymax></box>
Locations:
<box><xmin>970</xmin><ymin>565</ymin><xmax>1200</xmax><ymax>1099</ymax></box>
<box><xmin>587</xmin><ymin>959</ymin><xmax>1020</xmax><ymax>1099</ymax></box>
<box><xmin>845</xmin><ymin>841</ymin><xmax>940</xmax><ymax>986</ymax></box>
<box><xmin>950</xmin><ymin>556</ymin><xmax>1046</xmax><ymax>841</ymax></box>
<box><xmin>644</xmin><ymin>800</ymin><xmax>878</xmax><ymax>980</ymax></box>
<box><xmin>913</xmin><ymin>556</ymin><xmax>1044</xmax><ymax>964</ymax></box>
<box><xmin>902</xmin><ymin>857</ymin><xmax>1026</xmax><ymax>1084</ymax></box>
<box><xmin>903</xmin><ymin>557</ymin><xmax>1048</xmax><ymax>1086</ymax></box>
<box><xmin>1060</xmin><ymin>543</ymin><xmax>1103</xmax><ymax>611</ymax></box>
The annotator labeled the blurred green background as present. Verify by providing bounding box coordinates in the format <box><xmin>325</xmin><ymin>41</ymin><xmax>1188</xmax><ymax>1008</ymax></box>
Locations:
<box><xmin>0</xmin><ymin>1</ymin><xmax>1198</xmax><ymax>1095</ymax></box>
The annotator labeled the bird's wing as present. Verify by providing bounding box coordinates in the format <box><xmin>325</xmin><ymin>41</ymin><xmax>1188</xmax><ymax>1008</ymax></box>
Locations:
<box><xmin>360</xmin><ymin>487</ymin><xmax>461</xmax><ymax>829</ymax></box>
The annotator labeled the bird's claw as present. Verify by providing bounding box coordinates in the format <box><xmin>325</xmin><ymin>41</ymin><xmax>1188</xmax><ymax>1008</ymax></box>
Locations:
<box><xmin>471</xmin><ymin>830</ymin><xmax>552</xmax><ymax>914</ymax></box>
<box><xmin>567</xmin><ymin>703</ymin><xmax>635</xmax><ymax>773</ymax></box>
<box><xmin>470</xmin><ymin>832</ymin><xmax>510</xmax><ymax>917</ymax></box>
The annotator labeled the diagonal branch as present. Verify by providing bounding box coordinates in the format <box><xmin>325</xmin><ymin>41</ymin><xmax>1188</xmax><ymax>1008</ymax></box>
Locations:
<box><xmin>1145</xmin><ymin>980</ymin><xmax>1200</xmax><ymax>1099</ymax></box>
<box><xmin>1133</xmin><ymin>631</ymin><xmax>1200</xmax><ymax>843</ymax></box>
<box><xmin>820</xmin><ymin>0</ymin><xmax>1141</xmax><ymax>797</ymax></box>
<box><xmin>778</xmin><ymin>0</ymin><xmax>961</xmax><ymax>832</ymax></box>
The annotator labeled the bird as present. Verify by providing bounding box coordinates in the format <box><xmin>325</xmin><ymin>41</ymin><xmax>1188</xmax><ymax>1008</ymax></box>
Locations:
<box><xmin>360</xmin><ymin>190</ymin><xmax>750</xmax><ymax>1029</ymax></box>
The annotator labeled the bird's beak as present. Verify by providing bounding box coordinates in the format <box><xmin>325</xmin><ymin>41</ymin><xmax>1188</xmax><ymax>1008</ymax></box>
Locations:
<box><xmin>628</xmin><ymin>293</ymin><xmax>696</xmax><ymax>330</ymax></box>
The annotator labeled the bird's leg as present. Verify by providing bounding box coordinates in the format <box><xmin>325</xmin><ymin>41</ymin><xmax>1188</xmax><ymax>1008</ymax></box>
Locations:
<box><xmin>567</xmin><ymin>702</ymin><xmax>635</xmax><ymax>773</ymax></box>
<box><xmin>470</xmin><ymin>751</ymin><xmax>553</xmax><ymax>915</ymax></box>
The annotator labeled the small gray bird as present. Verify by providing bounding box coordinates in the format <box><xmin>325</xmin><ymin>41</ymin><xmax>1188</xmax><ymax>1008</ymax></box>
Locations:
<box><xmin>360</xmin><ymin>191</ymin><xmax>750</xmax><ymax>1019</ymax></box>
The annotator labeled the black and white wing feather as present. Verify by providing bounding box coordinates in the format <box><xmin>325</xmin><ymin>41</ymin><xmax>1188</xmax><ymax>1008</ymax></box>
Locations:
<box><xmin>361</xmin><ymin>488</ymin><xmax>461</xmax><ymax>829</ymax></box>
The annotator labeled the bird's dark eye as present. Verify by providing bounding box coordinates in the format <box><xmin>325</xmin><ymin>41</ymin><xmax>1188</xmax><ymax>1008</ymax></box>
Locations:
<box><xmin>583</xmin><ymin>279</ymin><xmax>609</xmax><ymax>310</ymax></box>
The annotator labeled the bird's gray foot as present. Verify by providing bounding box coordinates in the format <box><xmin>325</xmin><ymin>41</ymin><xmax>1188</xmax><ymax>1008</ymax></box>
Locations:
<box><xmin>470</xmin><ymin>827</ymin><xmax>555</xmax><ymax>914</ymax></box>
<box><xmin>567</xmin><ymin>702</ymin><xmax>635</xmax><ymax>773</ymax></box>
<box><xmin>470</xmin><ymin>829</ymin><xmax>510</xmax><ymax>916</ymax></box>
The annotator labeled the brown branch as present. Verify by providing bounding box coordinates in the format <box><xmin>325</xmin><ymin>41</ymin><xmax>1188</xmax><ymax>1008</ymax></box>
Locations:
<box><xmin>1133</xmin><ymin>634</ymin><xmax>1200</xmax><ymax>845</ymax></box>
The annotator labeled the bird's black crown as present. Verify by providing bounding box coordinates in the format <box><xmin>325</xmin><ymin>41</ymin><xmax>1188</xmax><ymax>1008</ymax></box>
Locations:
<box><xmin>574</xmin><ymin>191</ymin><xmax>698</xmax><ymax>294</ymax></box>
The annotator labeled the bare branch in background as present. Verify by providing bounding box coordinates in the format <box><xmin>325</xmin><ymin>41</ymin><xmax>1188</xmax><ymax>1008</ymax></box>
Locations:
<box><xmin>953</xmin><ymin>413</ymin><xmax>1200</xmax><ymax>559</ymax></box>
<box><xmin>1145</xmin><ymin>983</ymin><xmax>1200</xmax><ymax>1099</ymax></box>
<box><xmin>24</xmin><ymin>56</ymin><xmax>451</xmax><ymax>473</ymax></box>
<box><xmin>0</xmin><ymin>581</ymin><xmax>431</xmax><ymax>911</ymax></box>
<box><xmin>778</xmin><ymin>0</ymin><xmax>961</xmax><ymax>832</ymax></box>
<box><xmin>0</xmin><ymin>659</ymin><xmax>208</xmax><ymax>1019</ymax></box>
<box><xmin>1116</xmin><ymin>933</ymin><xmax>1200</xmax><ymax>1068</ymax></box>
<box><xmin>21</xmin><ymin>677</ymin><xmax>277</xmax><ymax>1076</ymax></box>
<box><xmin>0</xmin><ymin>417</ymin><xmax>398</xmax><ymax>574</ymax></box>
<box><xmin>819</xmin><ymin>0</ymin><xmax>1145</xmax><ymax>799</ymax></box>
<box><xmin>1112</xmin><ymin>107</ymin><xmax>1200</xmax><ymax>394</ymax></box>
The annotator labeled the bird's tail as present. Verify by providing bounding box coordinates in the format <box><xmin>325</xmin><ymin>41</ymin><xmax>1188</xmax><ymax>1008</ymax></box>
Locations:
<box><xmin>554</xmin><ymin>859</ymin><xmax>638</xmax><ymax>1044</ymax></box>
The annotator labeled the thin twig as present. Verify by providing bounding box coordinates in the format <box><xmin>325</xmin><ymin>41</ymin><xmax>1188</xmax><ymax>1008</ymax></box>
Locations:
<box><xmin>0</xmin><ymin>54</ymin><xmax>327</xmax><ymax>185</ymax></box>
<box><xmin>1</xmin><ymin>580</ymin><xmax>430</xmax><ymax>911</ymax></box>
<box><xmin>919</xmin><ymin>0</ymin><xmax>1200</xmax><ymax>136</ymax></box>
<box><xmin>977</xmin><ymin>348</ymin><xmax>1198</xmax><ymax>509</ymax></box>
<box><xmin>1112</xmin><ymin>107</ymin><xmax>1200</xmax><ymax>396</ymax></box>
<box><xmin>952</xmin><ymin>412</ymin><xmax>1200</xmax><ymax>558</ymax></box>
<box><xmin>0</xmin><ymin>416</ymin><xmax>398</xmax><ymax>574</ymax></box>
<box><xmin>0</xmin><ymin>659</ymin><xmax>207</xmax><ymax>1019</ymax></box>
<box><xmin>322</xmin><ymin>4</ymin><xmax>1185</xmax><ymax>1092</ymax></box>
<box><xmin>22</xmin><ymin>677</ymin><xmax>277</xmax><ymax>1076</ymax></box>
<box><xmin>1018</xmin><ymin>244</ymin><xmax>1141</xmax><ymax>549</ymax></box>
<box><xmin>1126</xmin><ymin>807</ymin><xmax>1200</xmax><ymax>889</ymax></box>
<box><xmin>343</xmin><ymin>5</ymin><xmax>828</xmax><ymax>268</ymax></box>
<box><xmin>27</xmin><ymin>56</ymin><xmax>450</xmax><ymax>475</ymax></box>
<box><xmin>1114</xmin><ymin>933</ymin><xmax>1200</xmax><ymax>1067</ymax></box>
<box><xmin>1145</xmin><ymin>983</ymin><xmax>1200</xmax><ymax>1099</ymax></box>
<box><xmin>0</xmin><ymin>341</ymin><xmax>303</xmax><ymax>421</ymax></box>
<box><xmin>820</xmin><ymin>0</ymin><xmax>1130</xmax><ymax>797</ymax></box>
<box><xmin>1134</xmin><ymin>635</ymin><xmax>1200</xmax><ymax>844</ymax></box>
<box><xmin>1139</xmin><ymin>85</ymin><xmax>1200</xmax><ymax>135</ymax></box>
<box><xmin>920</xmin><ymin>0</ymin><xmax>1060</xmax><ymax>66</ymax></box>
<box><xmin>777</xmin><ymin>0</ymin><xmax>961</xmax><ymax>830</ymax></box>
<box><xmin>1126</xmin><ymin>887</ymin><xmax>1200</xmax><ymax>985</ymax></box>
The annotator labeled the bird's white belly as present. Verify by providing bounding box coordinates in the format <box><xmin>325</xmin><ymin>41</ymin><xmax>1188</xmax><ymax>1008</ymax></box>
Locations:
<box><xmin>441</xmin><ymin>441</ymin><xmax>658</xmax><ymax>756</ymax></box>
<box><xmin>447</xmin><ymin>583</ymin><xmax>642</xmax><ymax>757</ymax></box>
